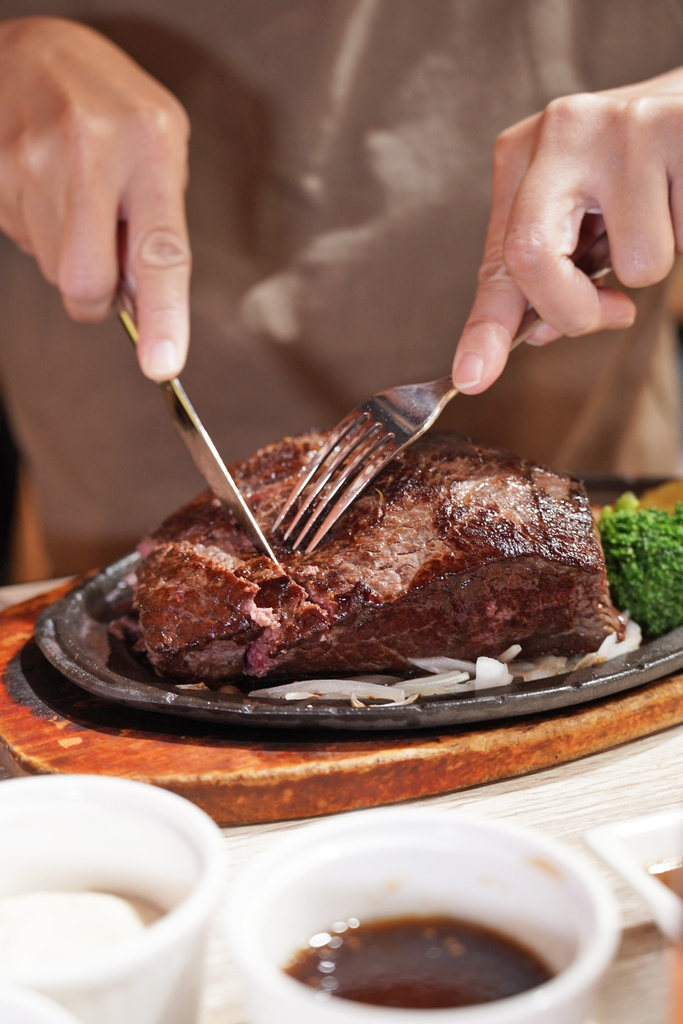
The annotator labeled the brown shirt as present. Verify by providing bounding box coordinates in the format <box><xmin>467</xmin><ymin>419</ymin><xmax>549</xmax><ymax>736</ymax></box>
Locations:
<box><xmin>0</xmin><ymin>0</ymin><xmax>682</xmax><ymax>572</ymax></box>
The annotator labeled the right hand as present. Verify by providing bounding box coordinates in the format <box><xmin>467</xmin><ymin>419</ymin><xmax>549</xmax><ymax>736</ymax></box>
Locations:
<box><xmin>452</xmin><ymin>67</ymin><xmax>683</xmax><ymax>396</ymax></box>
<box><xmin>0</xmin><ymin>17</ymin><xmax>191</xmax><ymax>381</ymax></box>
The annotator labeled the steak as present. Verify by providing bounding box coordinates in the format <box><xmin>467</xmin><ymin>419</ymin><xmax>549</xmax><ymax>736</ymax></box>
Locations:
<box><xmin>133</xmin><ymin>431</ymin><xmax>623</xmax><ymax>683</ymax></box>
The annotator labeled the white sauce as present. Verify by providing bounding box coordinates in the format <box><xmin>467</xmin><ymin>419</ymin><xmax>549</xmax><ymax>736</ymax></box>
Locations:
<box><xmin>0</xmin><ymin>891</ymin><xmax>162</xmax><ymax>971</ymax></box>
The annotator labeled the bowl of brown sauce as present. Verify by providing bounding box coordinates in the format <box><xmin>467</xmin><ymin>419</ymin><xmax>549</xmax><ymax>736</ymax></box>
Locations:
<box><xmin>225</xmin><ymin>809</ymin><xmax>619</xmax><ymax>1023</ymax></box>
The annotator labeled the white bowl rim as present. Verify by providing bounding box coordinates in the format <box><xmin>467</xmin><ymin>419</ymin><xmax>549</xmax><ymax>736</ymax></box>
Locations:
<box><xmin>585</xmin><ymin>807</ymin><xmax>683</xmax><ymax>943</ymax></box>
<box><xmin>226</xmin><ymin>807</ymin><xmax>620</xmax><ymax>1020</ymax></box>
<box><xmin>0</xmin><ymin>774</ymin><xmax>226</xmax><ymax>991</ymax></box>
<box><xmin>0</xmin><ymin>982</ymin><xmax>84</xmax><ymax>1024</ymax></box>
<box><xmin>586</xmin><ymin>805</ymin><xmax>683</xmax><ymax>840</ymax></box>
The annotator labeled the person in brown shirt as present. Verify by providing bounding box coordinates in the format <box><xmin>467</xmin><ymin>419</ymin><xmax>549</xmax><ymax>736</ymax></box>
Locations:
<box><xmin>0</xmin><ymin>2</ymin><xmax>682</xmax><ymax>574</ymax></box>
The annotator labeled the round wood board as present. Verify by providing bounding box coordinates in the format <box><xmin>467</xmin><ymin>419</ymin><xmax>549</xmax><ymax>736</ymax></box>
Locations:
<box><xmin>1</xmin><ymin>582</ymin><xmax>683</xmax><ymax>826</ymax></box>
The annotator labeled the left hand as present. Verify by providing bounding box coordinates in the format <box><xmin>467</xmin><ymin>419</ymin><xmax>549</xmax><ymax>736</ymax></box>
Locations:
<box><xmin>452</xmin><ymin>68</ymin><xmax>683</xmax><ymax>394</ymax></box>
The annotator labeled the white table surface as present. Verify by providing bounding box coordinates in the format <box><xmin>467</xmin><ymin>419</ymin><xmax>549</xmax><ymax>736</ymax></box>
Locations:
<box><xmin>0</xmin><ymin>580</ymin><xmax>679</xmax><ymax>1024</ymax></box>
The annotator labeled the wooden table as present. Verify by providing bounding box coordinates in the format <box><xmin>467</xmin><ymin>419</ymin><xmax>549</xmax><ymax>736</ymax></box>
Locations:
<box><xmin>0</xmin><ymin>581</ymin><xmax>678</xmax><ymax>1024</ymax></box>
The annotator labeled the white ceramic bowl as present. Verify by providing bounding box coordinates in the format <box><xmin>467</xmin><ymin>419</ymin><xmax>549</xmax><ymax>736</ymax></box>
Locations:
<box><xmin>0</xmin><ymin>984</ymin><xmax>83</xmax><ymax>1024</ymax></box>
<box><xmin>225</xmin><ymin>808</ymin><xmax>620</xmax><ymax>1024</ymax></box>
<box><xmin>0</xmin><ymin>775</ymin><xmax>226</xmax><ymax>1024</ymax></box>
<box><xmin>586</xmin><ymin>807</ymin><xmax>683</xmax><ymax>943</ymax></box>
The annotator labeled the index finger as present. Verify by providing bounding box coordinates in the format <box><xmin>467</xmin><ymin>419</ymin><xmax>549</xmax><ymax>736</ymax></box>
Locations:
<box><xmin>123</xmin><ymin>152</ymin><xmax>191</xmax><ymax>382</ymax></box>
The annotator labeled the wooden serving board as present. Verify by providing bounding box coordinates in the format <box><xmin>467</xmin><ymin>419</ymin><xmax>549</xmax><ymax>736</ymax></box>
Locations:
<box><xmin>1</xmin><ymin>583</ymin><xmax>683</xmax><ymax>826</ymax></box>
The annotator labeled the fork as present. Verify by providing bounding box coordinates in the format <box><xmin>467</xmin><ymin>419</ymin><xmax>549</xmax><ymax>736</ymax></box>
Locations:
<box><xmin>274</xmin><ymin>232</ymin><xmax>613</xmax><ymax>554</ymax></box>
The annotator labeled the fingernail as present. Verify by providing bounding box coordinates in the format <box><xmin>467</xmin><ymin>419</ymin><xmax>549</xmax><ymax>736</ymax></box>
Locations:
<box><xmin>453</xmin><ymin>352</ymin><xmax>483</xmax><ymax>390</ymax></box>
<box><xmin>145</xmin><ymin>340</ymin><xmax>180</xmax><ymax>380</ymax></box>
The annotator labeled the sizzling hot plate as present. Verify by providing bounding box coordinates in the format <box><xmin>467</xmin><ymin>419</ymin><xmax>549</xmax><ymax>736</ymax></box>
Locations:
<box><xmin>33</xmin><ymin>514</ymin><xmax>683</xmax><ymax>733</ymax></box>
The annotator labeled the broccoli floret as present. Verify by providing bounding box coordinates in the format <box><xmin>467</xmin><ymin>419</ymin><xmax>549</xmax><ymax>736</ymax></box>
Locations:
<box><xmin>598</xmin><ymin>494</ymin><xmax>683</xmax><ymax>637</ymax></box>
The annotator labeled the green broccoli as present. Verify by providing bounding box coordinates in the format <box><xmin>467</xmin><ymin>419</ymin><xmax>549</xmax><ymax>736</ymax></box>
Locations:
<box><xmin>597</xmin><ymin>491</ymin><xmax>683</xmax><ymax>637</ymax></box>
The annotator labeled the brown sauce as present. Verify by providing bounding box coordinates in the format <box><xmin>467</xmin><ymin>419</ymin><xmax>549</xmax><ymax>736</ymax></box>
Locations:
<box><xmin>284</xmin><ymin>914</ymin><xmax>553</xmax><ymax>1009</ymax></box>
<box><xmin>648</xmin><ymin>857</ymin><xmax>683</xmax><ymax>899</ymax></box>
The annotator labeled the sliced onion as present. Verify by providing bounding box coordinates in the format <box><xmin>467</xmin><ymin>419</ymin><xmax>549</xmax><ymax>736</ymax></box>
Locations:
<box><xmin>401</xmin><ymin>671</ymin><xmax>475</xmax><ymax>696</ymax></box>
<box><xmin>574</xmin><ymin>633</ymin><xmax>617</xmax><ymax>670</ymax></box>
<box><xmin>347</xmin><ymin>674</ymin><xmax>403</xmax><ymax>684</ymax></box>
<box><xmin>611</xmin><ymin>617</ymin><xmax>642</xmax><ymax>655</ymax></box>
<box><xmin>519</xmin><ymin>656</ymin><xmax>568</xmax><ymax>681</ymax></box>
<box><xmin>497</xmin><ymin>644</ymin><xmax>522</xmax><ymax>663</ymax></box>
<box><xmin>506</xmin><ymin>660</ymin><xmax>536</xmax><ymax>674</ymax></box>
<box><xmin>246</xmin><ymin>619</ymin><xmax>644</xmax><ymax>706</ymax></box>
<box><xmin>398</xmin><ymin>671</ymin><xmax>470</xmax><ymax>696</ymax></box>
<box><xmin>473</xmin><ymin>657</ymin><xmax>513</xmax><ymax>689</ymax></box>
<box><xmin>597</xmin><ymin>632</ymin><xmax>618</xmax><ymax>658</ymax></box>
<box><xmin>249</xmin><ymin>678</ymin><xmax>406</xmax><ymax>701</ymax></box>
<box><xmin>574</xmin><ymin>619</ymin><xmax>643</xmax><ymax>670</ymax></box>
<box><xmin>408</xmin><ymin>656</ymin><xmax>476</xmax><ymax>675</ymax></box>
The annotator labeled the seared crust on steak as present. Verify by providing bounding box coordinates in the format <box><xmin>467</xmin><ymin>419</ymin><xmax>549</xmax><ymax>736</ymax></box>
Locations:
<box><xmin>134</xmin><ymin>432</ymin><xmax>624</xmax><ymax>682</ymax></box>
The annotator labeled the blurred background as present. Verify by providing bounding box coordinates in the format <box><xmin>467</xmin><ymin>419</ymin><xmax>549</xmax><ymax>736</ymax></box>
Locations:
<box><xmin>3</xmin><ymin>2</ymin><xmax>683</xmax><ymax>585</ymax></box>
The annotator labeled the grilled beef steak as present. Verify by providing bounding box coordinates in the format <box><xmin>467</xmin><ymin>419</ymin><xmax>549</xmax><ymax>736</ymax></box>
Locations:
<box><xmin>133</xmin><ymin>431</ymin><xmax>623</xmax><ymax>682</ymax></box>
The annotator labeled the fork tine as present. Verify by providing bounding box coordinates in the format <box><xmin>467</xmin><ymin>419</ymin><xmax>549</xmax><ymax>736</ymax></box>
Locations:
<box><xmin>282</xmin><ymin>419</ymin><xmax>384</xmax><ymax>542</ymax></box>
<box><xmin>303</xmin><ymin>440</ymin><xmax>398</xmax><ymax>553</ymax></box>
<box><xmin>289</xmin><ymin>431</ymin><xmax>394</xmax><ymax>549</ymax></box>
<box><xmin>275</xmin><ymin>375</ymin><xmax>465</xmax><ymax>552</ymax></box>
<box><xmin>272</xmin><ymin>409</ymin><xmax>367</xmax><ymax>531</ymax></box>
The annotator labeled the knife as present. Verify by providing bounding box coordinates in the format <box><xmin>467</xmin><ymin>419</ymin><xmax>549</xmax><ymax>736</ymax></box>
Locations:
<box><xmin>116</xmin><ymin>284</ymin><xmax>280</xmax><ymax>565</ymax></box>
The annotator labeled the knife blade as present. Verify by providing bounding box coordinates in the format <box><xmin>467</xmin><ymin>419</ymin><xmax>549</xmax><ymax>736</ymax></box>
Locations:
<box><xmin>116</xmin><ymin>287</ymin><xmax>280</xmax><ymax>565</ymax></box>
